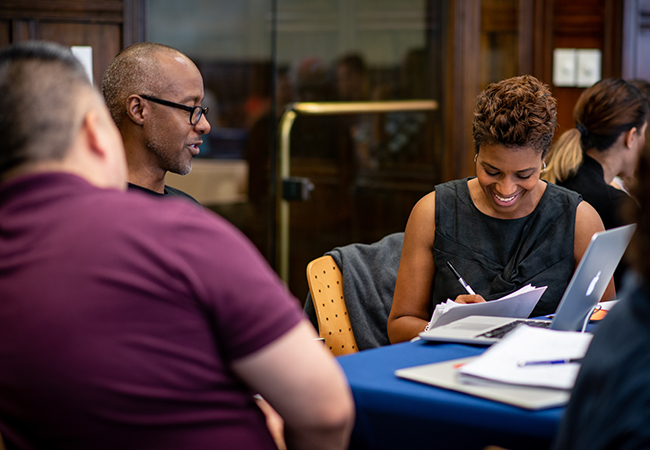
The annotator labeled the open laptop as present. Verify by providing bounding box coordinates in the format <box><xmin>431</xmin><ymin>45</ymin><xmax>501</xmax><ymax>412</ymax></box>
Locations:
<box><xmin>419</xmin><ymin>224</ymin><xmax>636</xmax><ymax>345</ymax></box>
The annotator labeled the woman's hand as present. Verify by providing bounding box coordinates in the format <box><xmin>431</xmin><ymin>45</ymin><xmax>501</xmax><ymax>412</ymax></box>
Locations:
<box><xmin>454</xmin><ymin>294</ymin><xmax>486</xmax><ymax>304</ymax></box>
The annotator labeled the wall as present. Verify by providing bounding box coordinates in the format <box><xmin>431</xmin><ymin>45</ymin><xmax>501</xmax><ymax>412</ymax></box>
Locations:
<box><xmin>548</xmin><ymin>0</ymin><xmax>623</xmax><ymax>138</ymax></box>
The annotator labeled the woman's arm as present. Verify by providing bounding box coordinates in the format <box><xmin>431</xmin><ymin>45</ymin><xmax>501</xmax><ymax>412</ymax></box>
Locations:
<box><xmin>387</xmin><ymin>193</ymin><xmax>437</xmax><ymax>343</ymax></box>
<box><xmin>388</xmin><ymin>191</ymin><xmax>486</xmax><ymax>343</ymax></box>
<box><xmin>574</xmin><ymin>201</ymin><xmax>616</xmax><ymax>300</ymax></box>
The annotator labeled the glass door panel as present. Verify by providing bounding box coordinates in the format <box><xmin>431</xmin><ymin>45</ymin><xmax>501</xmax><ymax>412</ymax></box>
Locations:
<box><xmin>277</xmin><ymin>0</ymin><xmax>447</xmax><ymax>298</ymax></box>
<box><xmin>147</xmin><ymin>0</ymin><xmax>448</xmax><ymax>300</ymax></box>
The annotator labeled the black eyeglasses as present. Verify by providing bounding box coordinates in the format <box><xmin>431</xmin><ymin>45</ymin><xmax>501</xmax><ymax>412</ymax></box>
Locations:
<box><xmin>139</xmin><ymin>94</ymin><xmax>208</xmax><ymax>126</ymax></box>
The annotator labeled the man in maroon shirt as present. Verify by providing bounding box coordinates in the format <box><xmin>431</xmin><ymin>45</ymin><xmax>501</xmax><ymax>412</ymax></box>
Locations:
<box><xmin>0</xmin><ymin>41</ymin><xmax>353</xmax><ymax>450</ymax></box>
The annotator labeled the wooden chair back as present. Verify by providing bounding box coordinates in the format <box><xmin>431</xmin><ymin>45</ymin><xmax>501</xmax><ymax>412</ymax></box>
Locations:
<box><xmin>306</xmin><ymin>255</ymin><xmax>358</xmax><ymax>356</ymax></box>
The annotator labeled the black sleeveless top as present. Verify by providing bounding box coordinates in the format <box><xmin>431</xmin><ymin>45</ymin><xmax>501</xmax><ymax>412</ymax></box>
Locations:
<box><xmin>432</xmin><ymin>178</ymin><xmax>582</xmax><ymax>317</ymax></box>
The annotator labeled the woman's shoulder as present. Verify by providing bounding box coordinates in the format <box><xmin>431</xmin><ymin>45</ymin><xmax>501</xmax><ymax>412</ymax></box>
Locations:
<box><xmin>529</xmin><ymin>182</ymin><xmax>583</xmax><ymax>229</ymax></box>
<box><xmin>435</xmin><ymin>177</ymin><xmax>471</xmax><ymax>189</ymax></box>
<box><xmin>542</xmin><ymin>181</ymin><xmax>583</xmax><ymax>207</ymax></box>
<box><xmin>411</xmin><ymin>190</ymin><xmax>436</xmax><ymax>217</ymax></box>
<box><xmin>434</xmin><ymin>177</ymin><xmax>472</xmax><ymax>200</ymax></box>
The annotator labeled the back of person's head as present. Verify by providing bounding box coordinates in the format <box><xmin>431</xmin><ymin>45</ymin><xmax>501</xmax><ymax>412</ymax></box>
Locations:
<box><xmin>335</xmin><ymin>53</ymin><xmax>369</xmax><ymax>101</ymax></box>
<box><xmin>0</xmin><ymin>41</ymin><xmax>92</xmax><ymax>180</ymax></box>
<box><xmin>544</xmin><ymin>78</ymin><xmax>648</xmax><ymax>183</ymax></box>
<box><xmin>337</xmin><ymin>53</ymin><xmax>366</xmax><ymax>76</ymax></box>
<box><xmin>399</xmin><ymin>48</ymin><xmax>430</xmax><ymax>99</ymax></box>
<box><xmin>472</xmin><ymin>75</ymin><xmax>557</xmax><ymax>156</ymax></box>
<box><xmin>575</xmin><ymin>78</ymin><xmax>647</xmax><ymax>151</ymax></box>
<box><xmin>102</xmin><ymin>42</ymin><xmax>184</xmax><ymax>129</ymax></box>
<box><xmin>290</xmin><ymin>56</ymin><xmax>332</xmax><ymax>102</ymax></box>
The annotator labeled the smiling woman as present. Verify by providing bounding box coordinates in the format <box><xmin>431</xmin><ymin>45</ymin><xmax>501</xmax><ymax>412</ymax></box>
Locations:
<box><xmin>387</xmin><ymin>75</ymin><xmax>613</xmax><ymax>344</ymax></box>
<box><xmin>472</xmin><ymin>144</ymin><xmax>545</xmax><ymax>219</ymax></box>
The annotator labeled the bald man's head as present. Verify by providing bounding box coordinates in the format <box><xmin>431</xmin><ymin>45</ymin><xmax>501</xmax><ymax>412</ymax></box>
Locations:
<box><xmin>102</xmin><ymin>42</ymin><xmax>193</xmax><ymax>129</ymax></box>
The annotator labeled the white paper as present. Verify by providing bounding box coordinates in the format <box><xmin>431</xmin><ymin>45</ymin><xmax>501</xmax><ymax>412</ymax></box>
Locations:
<box><xmin>425</xmin><ymin>284</ymin><xmax>547</xmax><ymax>330</ymax></box>
<box><xmin>598</xmin><ymin>300</ymin><xmax>618</xmax><ymax>311</ymax></box>
<box><xmin>458</xmin><ymin>326</ymin><xmax>593</xmax><ymax>390</ymax></box>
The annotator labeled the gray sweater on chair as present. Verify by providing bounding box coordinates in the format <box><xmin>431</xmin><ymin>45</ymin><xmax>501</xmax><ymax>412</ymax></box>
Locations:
<box><xmin>304</xmin><ymin>232</ymin><xmax>404</xmax><ymax>351</ymax></box>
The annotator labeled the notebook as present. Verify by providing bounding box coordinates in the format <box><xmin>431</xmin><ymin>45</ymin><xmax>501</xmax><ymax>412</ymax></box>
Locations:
<box><xmin>419</xmin><ymin>224</ymin><xmax>636</xmax><ymax>345</ymax></box>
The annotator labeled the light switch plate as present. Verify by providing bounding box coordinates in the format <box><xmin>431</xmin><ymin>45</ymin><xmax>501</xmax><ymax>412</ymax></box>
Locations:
<box><xmin>553</xmin><ymin>48</ymin><xmax>576</xmax><ymax>87</ymax></box>
<box><xmin>577</xmin><ymin>49</ymin><xmax>601</xmax><ymax>88</ymax></box>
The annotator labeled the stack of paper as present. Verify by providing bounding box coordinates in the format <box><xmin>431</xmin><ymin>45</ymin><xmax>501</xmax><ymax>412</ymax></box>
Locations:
<box><xmin>458</xmin><ymin>325</ymin><xmax>593</xmax><ymax>390</ymax></box>
<box><xmin>425</xmin><ymin>284</ymin><xmax>547</xmax><ymax>330</ymax></box>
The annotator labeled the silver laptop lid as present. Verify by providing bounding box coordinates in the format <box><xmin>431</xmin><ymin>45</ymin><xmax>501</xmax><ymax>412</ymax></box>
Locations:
<box><xmin>550</xmin><ymin>224</ymin><xmax>636</xmax><ymax>331</ymax></box>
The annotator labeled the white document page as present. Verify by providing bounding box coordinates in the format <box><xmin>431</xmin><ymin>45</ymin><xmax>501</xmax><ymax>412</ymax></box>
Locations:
<box><xmin>458</xmin><ymin>325</ymin><xmax>593</xmax><ymax>390</ymax></box>
<box><xmin>425</xmin><ymin>284</ymin><xmax>547</xmax><ymax>330</ymax></box>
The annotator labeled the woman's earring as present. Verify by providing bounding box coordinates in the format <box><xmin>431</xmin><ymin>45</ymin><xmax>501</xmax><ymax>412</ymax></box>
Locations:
<box><xmin>474</xmin><ymin>154</ymin><xmax>478</xmax><ymax>163</ymax></box>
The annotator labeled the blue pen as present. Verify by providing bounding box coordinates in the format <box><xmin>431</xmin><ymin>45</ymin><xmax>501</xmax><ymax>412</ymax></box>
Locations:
<box><xmin>446</xmin><ymin>261</ymin><xmax>476</xmax><ymax>295</ymax></box>
<box><xmin>517</xmin><ymin>358</ymin><xmax>583</xmax><ymax>367</ymax></box>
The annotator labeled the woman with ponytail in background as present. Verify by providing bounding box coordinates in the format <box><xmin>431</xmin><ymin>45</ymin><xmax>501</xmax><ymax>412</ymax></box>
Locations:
<box><xmin>544</xmin><ymin>78</ymin><xmax>647</xmax><ymax>288</ymax></box>
<box><xmin>543</xmin><ymin>78</ymin><xmax>647</xmax><ymax>231</ymax></box>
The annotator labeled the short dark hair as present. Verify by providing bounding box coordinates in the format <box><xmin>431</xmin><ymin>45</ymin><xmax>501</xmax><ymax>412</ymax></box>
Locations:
<box><xmin>0</xmin><ymin>41</ymin><xmax>91</xmax><ymax>178</ymax></box>
<box><xmin>337</xmin><ymin>53</ymin><xmax>367</xmax><ymax>74</ymax></box>
<box><xmin>472</xmin><ymin>75</ymin><xmax>557</xmax><ymax>157</ymax></box>
<box><xmin>101</xmin><ymin>42</ymin><xmax>184</xmax><ymax>128</ymax></box>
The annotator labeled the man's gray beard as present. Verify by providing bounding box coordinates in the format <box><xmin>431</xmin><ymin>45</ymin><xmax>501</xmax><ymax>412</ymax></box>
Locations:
<box><xmin>147</xmin><ymin>137</ymin><xmax>192</xmax><ymax>176</ymax></box>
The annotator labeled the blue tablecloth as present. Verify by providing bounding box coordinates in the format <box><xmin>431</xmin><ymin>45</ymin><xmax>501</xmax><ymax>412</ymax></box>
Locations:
<box><xmin>338</xmin><ymin>340</ymin><xmax>565</xmax><ymax>450</ymax></box>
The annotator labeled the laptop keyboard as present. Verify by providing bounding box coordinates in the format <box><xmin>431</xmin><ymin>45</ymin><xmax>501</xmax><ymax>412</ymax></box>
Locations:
<box><xmin>476</xmin><ymin>320</ymin><xmax>551</xmax><ymax>339</ymax></box>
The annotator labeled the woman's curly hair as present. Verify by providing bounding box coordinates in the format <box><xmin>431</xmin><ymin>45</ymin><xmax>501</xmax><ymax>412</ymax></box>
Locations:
<box><xmin>473</xmin><ymin>75</ymin><xmax>557</xmax><ymax>158</ymax></box>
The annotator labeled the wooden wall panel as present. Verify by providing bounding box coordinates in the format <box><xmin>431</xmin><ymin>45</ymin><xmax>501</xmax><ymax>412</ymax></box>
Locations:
<box><xmin>446</xmin><ymin>0</ymin><xmax>627</xmax><ymax>175</ymax></box>
<box><xmin>531</xmin><ymin>0</ymin><xmax>554</xmax><ymax>84</ymax></box>
<box><xmin>39</xmin><ymin>22</ymin><xmax>121</xmax><ymax>85</ymax></box>
<box><xmin>445</xmin><ymin>0</ymin><xmax>481</xmax><ymax>180</ymax></box>
<box><xmin>0</xmin><ymin>1</ymin><xmax>123</xmax><ymax>25</ymax></box>
<box><xmin>0</xmin><ymin>0</ymin><xmax>145</xmax><ymax>80</ymax></box>
<box><xmin>0</xmin><ymin>20</ymin><xmax>9</xmax><ymax>46</ymax></box>
<box><xmin>550</xmin><ymin>0</ymin><xmax>621</xmax><ymax>141</ymax></box>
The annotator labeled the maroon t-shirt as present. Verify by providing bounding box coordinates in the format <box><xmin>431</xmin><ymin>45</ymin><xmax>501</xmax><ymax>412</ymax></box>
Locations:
<box><xmin>0</xmin><ymin>172</ymin><xmax>304</xmax><ymax>450</ymax></box>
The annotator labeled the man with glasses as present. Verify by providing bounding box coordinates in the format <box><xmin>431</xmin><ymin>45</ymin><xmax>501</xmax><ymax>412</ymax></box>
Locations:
<box><xmin>0</xmin><ymin>41</ymin><xmax>354</xmax><ymax>450</ymax></box>
<box><xmin>102</xmin><ymin>42</ymin><xmax>211</xmax><ymax>204</ymax></box>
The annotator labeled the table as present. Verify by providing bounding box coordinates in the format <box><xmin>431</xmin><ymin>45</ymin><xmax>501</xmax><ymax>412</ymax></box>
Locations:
<box><xmin>337</xmin><ymin>340</ymin><xmax>564</xmax><ymax>450</ymax></box>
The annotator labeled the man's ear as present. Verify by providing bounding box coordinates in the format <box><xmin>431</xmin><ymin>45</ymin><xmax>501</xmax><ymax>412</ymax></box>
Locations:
<box><xmin>83</xmin><ymin>110</ymin><xmax>109</xmax><ymax>159</ymax></box>
<box><xmin>125</xmin><ymin>95</ymin><xmax>146</xmax><ymax>126</ymax></box>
